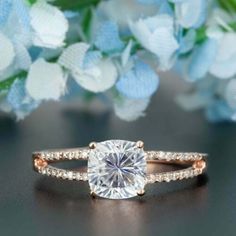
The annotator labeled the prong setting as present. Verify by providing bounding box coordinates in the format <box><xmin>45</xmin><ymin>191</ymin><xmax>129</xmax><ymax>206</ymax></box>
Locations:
<box><xmin>136</xmin><ymin>140</ymin><xmax>144</xmax><ymax>149</ymax></box>
<box><xmin>137</xmin><ymin>189</ymin><xmax>145</xmax><ymax>196</ymax></box>
<box><xmin>89</xmin><ymin>142</ymin><xmax>97</xmax><ymax>149</ymax></box>
<box><xmin>90</xmin><ymin>191</ymin><xmax>96</xmax><ymax>198</ymax></box>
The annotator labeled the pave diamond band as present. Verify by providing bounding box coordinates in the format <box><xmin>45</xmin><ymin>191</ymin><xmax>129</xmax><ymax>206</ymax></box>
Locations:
<box><xmin>33</xmin><ymin>140</ymin><xmax>207</xmax><ymax>199</ymax></box>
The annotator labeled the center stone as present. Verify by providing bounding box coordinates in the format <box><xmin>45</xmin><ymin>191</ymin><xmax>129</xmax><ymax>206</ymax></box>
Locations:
<box><xmin>88</xmin><ymin>140</ymin><xmax>147</xmax><ymax>199</ymax></box>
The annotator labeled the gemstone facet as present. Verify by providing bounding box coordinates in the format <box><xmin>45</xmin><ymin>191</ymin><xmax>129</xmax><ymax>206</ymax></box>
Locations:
<box><xmin>88</xmin><ymin>140</ymin><xmax>147</xmax><ymax>199</ymax></box>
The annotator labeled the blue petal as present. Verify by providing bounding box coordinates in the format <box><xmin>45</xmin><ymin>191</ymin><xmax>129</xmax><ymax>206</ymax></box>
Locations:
<box><xmin>0</xmin><ymin>0</ymin><xmax>12</xmax><ymax>26</ymax></box>
<box><xmin>187</xmin><ymin>38</ymin><xmax>218</xmax><ymax>81</ymax></box>
<box><xmin>14</xmin><ymin>0</ymin><xmax>30</xmax><ymax>30</ymax></box>
<box><xmin>169</xmin><ymin>0</ymin><xmax>186</xmax><ymax>2</ymax></box>
<box><xmin>116</xmin><ymin>60</ymin><xmax>159</xmax><ymax>99</ymax></box>
<box><xmin>64</xmin><ymin>10</ymin><xmax>79</xmax><ymax>18</ymax></box>
<box><xmin>192</xmin><ymin>0</ymin><xmax>207</xmax><ymax>28</ymax></box>
<box><xmin>137</xmin><ymin>0</ymin><xmax>162</xmax><ymax>4</ymax></box>
<box><xmin>28</xmin><ymin>46</ymin><xmax>43</xmax><ymax>61</ymax></box>
<box><xmin>7</xmin><ymin>79</ymin><xmax>38</xmax><ymax>113</ymax></box>
<box><xmin>206</xmin><ymin>100</ymin><xmax>234</xmax><ymax>122</ymax></box>
<box><xmin>83</xmin><ymin>50</ymin><xmax>102</xmax><ymax>69</ymax></box>
<box><xmin>7</xmin><ymin>79</ymin><xmax>25</xmax><ymax>110</ymax></box>
<box><xmin>94</xmin><ymin>21</ymin><xmax>124</xmax><ymax>53</ymax></box>
<box><xmin>209</xmin><ymin>54</ymin><xmax>236</xmax><ymax>79</ymax></box>
<box><xmin>159</xmin><ymin>1</ymin><xmax>173</xmax><ymax>15</ymax></box>
<box><xmin>175</xmin><ymin>0</ymin><xmax>207</xmax><ymax>28</ymax></box>
<box><xmin>178</xmin><ymin>29</ymin><xmax>196</xmax><ymax>54</ymax></box>
<box><xmin>225</xmin><ymin>79</ymin><xmax>236</xmax><ymax>109</ymax></box>
<box><xmin>114</xmin><ymin>95</ymin><xmax>150</xmax><ymax>121</ymax></box>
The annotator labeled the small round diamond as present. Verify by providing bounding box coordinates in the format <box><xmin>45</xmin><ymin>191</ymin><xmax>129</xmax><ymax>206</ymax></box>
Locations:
<box><xmin>88</xmin><ymin>140</ymin><xmax>147</xmax><ymax>199</ymax></box>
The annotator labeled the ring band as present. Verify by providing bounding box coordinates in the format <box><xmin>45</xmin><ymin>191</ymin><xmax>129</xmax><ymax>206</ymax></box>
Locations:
<box><xmin>33</xmin><ymin>139</ymin><xmax>207</xmax><ymax>199</ymax></box>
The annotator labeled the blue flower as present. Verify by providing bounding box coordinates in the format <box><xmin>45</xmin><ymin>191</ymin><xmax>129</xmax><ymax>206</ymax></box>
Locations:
<box><xmin>30</xmin><ymin>1</ymin><xmax>68</xmax><ymax>48</ymax></box>
<box><xmin>97</xmin><ymin>0</ymin><xmax>160</xmax><ymax>34</ymax></box>
<box><xmin>158</xmin><ymin>0</ymin><xmax>173</xmax><ymax>15</ymax></box>
<box><xmin>94</xmin><ymin>21</ymin><xmax>124</xmax><ymax>53</ymax></box>
<box><xmin>0</xmin><ymin>0</ymin><xmax>12</xmax><ymax>27</ymax></box>
<box><xmin>209</xmin><ymin>32</ymin><xmax>236</xmax><ymax>79</ymax></box>
<box><xmin>0</xmin><ymin>0</ymin><xmax>32</xmax><ymax>73</ymax></box>
<box><xmin>7</xmin><ymin>79</ymin><xmax>39</xmax><ymax>120</ymax></box>
<box><xmin>2</xmin><ymin>0</ymin><xmax>31</xmax><ymax>45</ymax></box>
<box><xmin>172</xmin><ymin>0</ymin><xmax>207</xmax><ymax>28</ymax></box>
<box><xmin>137</xmin><ymin>0</ymin><xmax>161</xmax><ymax>4</ymax></box>
<box><xmin>178</xmin><ymin>29</ymin><xmax>196</xmax><ymax>54</ymax></box>
<box><xmin>0</xmin><ymin>32</ymin><xmax>15</xmax><ymax>71</ymax></box>
<box><xmin>83</xmin><ymin>51</ymin><xmax>102</xmax><ymax>69</ymax></box>
<box><xmin>116</xmin><ymin>60</ymin><xmax>159</xmax><ymax>99</ymax></box>
<box><xmin>59</xmin><ymin>43</ymin><xmax>118</xmax><ymax>92</ymax></box>
<box><xmin>114</xmin><ymin>95</ymin><xmax>150</xmax><ymax>121</ymax></box>
<box><xmin>177</xmin><ymin>76</ymin><xmax>215</xmax><ymax>111</ymax></box>
<box><xmin>26</xmin><ymin>59</ymin><xmax>68</xmax><ymax>101</ymax></box>
<box><xmin>130</xmin><ymin>14</ymin><xmax>179</xmax><ymax>70</ymax></box>
<box><xmin>138</xmin><ymin>0</ymin><xmax>173</xmax><ymax>15</ymax></box>
<box><xmin>205</xmin><ymin>100</ymin><xmax>235</xmax><ymax>122</ymax></box>
<box><xmin>186</xmin><ymin>38</ymin><xmax>218</xmax><ymax>81</ymax></box>
<box><xmin>225</xmin><ymin>79</ymin><xmax>236</xmax><ymax>110</ymax></box>
<box><xmin>0</xmin><ymin>0</ymin><xmax>30</xmax><ymax>29</ymax></box>
<box><xmin>13</xmin><ymin>0</ymin><xmax>31</xmax><ymax>30</ymax></box>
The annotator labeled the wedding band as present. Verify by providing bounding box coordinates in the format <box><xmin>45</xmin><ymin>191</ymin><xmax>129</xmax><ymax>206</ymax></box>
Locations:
<box><xmin>33</xmin><ymin>139</ymin><xmax>207</xmax><ymax>199</ymax></box>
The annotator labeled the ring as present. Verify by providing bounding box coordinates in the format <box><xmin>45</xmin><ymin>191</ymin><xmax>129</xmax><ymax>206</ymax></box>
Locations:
<box><xmin>33</xmin><ymin>139</ymin><xmax>207</xmax><ymax>199</ymax></box>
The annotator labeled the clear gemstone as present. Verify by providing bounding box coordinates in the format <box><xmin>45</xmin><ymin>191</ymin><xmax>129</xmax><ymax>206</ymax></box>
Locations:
<box><xmin>67</xmin><ymin>171</ymin><xmax>74</xmax><ymax>180</ymax></box>
<box><xmin>81</xmin><ymin>151</ymin><xmax>88</xmax><ymax>159</ymax></box>
<box><xmin>88</xmin><ymin>140</ymin><xmax>146</xmax><ymax>199</ymax></box>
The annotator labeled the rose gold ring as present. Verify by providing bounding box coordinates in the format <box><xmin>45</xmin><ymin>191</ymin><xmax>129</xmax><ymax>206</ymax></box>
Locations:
<box><xmin>33</xmin><ymin>139</ymin><xmax>207</xmax><ymax>199</ymax></box>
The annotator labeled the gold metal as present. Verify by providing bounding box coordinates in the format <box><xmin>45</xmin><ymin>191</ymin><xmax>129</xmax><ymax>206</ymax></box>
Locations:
<box><xmin>193</xmin><ymin>160</ymin><xmax>206</xmax><ymax>169</ymax></box>
<box><xmin>89</xmin><ymin>142</ymin><xmax>97</xmax><ymax>149</ymax></box>
<box><xmin>34</xmin><ymin>158</ymin><xmax>48</xmax><ymax>169</ymax></box>
<box><xmin>136</xmin><ymin>140</ymin><xmax>144</xmax><ymax>148</ymax></box>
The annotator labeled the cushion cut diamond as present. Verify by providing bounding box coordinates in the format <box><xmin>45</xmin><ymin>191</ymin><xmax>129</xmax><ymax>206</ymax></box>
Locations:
<box><xmin>88</xmin><ymin>140</ymin><xmax>147</xmax><ymax>199</ymax></box>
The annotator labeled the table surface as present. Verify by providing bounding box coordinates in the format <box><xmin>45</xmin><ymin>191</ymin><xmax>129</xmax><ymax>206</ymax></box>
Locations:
<box><xmin>0</xmin><ymin>73</ymin><xmax>235</xmax><ymax>236</ymax></box>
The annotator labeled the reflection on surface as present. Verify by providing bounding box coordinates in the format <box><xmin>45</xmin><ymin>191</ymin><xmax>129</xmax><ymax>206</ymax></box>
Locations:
<box><xmin>34</xmin><ymin>172</ymin><xmax>208</xmax><ymax>236</ymax></box>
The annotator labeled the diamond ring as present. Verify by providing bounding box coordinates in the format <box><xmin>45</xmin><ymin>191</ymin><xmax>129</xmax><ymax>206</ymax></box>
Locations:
<box><xmin>33</xmin><ymin>140</ymin><xmax>207</xmax><ymax>199</ymax></box>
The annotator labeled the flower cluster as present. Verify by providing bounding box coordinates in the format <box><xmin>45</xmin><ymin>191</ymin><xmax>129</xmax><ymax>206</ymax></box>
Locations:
<box><xmin>0</xmin><ymin>0</ymin><xmax>236</xmax><ymax>122</ymax></box>
<box><xmin>177</xmin><ymin>3</ymin><xmax>236</xmax><ymax>122</ymax></box>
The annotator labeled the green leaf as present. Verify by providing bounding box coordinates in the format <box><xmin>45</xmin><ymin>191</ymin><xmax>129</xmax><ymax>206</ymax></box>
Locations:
<box><xmin>218</xmin><ymin>0</ymin><xmax>236</xmax><ymax>12</ymax></box>
<box><xmin>81</xmin><ymin>7</ymin><xmax>93</xmax><ymax>40</ymax></box>
<box><xmin>83</xmin><ymin>91</ymin><xmax>96</xmax><ymax>102</ymax></box>
<box><xmin>195</xmin><ymin>27</ymin><xmax>207</xmax><ymax>44</ymax></box>
<box><xmin>228</xmin><ymin>22</ymin><xmax>236</xmax><ymax>31</ymax></box>
<box><xmin>0</xmin><ymin>71</ymin><xmax>27</xmax><ymax>92</ymax></box>
<box><xmin>27</xmin><ymin>0</ymin><xmax>37</xmax><ymax>5</ymax></box>
<box><xmin>52</xmin><ymin>0</ymin><xmax>101</xmax><ymax>11</ymax></box>
<box><xmin>122</xmin><ymin>36</ymin><xmax>143</xmax><ymax>54</ymax></box>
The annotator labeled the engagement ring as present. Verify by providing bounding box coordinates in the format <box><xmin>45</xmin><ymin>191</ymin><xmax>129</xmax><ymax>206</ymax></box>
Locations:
<box><xmin>33</xmin><ymin>140</ymin><xmax>207</xmax><ymax>199</ymax></box>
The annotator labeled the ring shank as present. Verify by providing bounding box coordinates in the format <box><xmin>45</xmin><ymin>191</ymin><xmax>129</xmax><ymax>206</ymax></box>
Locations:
<box><xmin>33</xmin><ymin>148</ymin><xmax>207</xmax><ymax>184</ymax></box>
